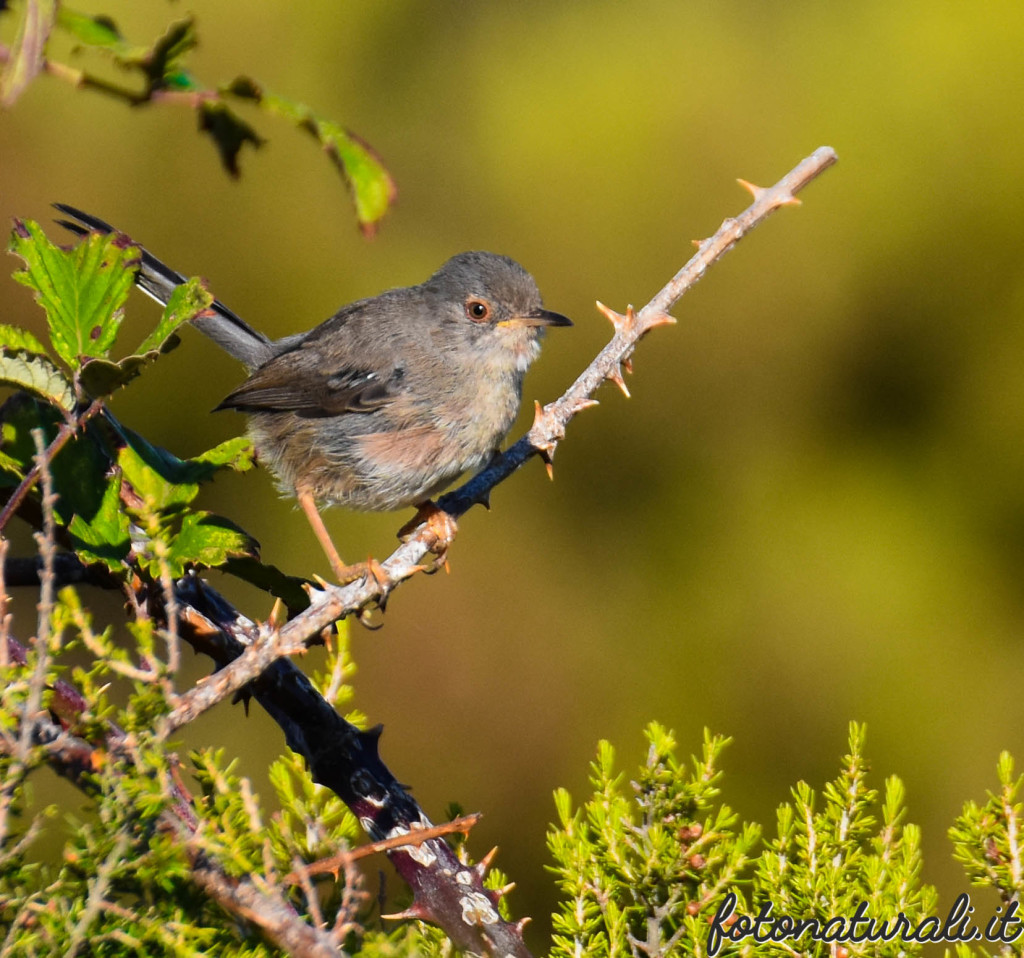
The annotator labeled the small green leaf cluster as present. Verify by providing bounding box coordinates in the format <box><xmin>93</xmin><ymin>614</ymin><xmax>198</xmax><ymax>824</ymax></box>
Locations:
<box><xmin>190</xmin><ymin>747</ymin><xmax>359</xmax><ymax>889</ymax></box>
<box><xmin>7</xmin><ymin>218</ymin><xmax>203</xmax><ymax>409</ymax></box>
<box><xmin>54</xmin><ymin>585</ymin><xmax>169</xmax><ymax>727</ymax></box>
<box><xmin>750</xmin><ymin>723</ymin><xmax>936</xmax><ymax>958</ymax></box>
<box><xmin>0</xmin><ymin>600</ymin><xmax>212</xmax><ymax>954</ymax></box>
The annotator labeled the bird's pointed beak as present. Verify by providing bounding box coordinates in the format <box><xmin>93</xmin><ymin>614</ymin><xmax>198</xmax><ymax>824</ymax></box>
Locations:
<box><xmin>498</xmin><ymin>308</ymin><xmax>573</xmax><ymax>329</ymax></box>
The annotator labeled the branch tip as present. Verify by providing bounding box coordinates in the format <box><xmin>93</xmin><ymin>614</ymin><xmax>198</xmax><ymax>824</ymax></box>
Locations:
<box><xmin>381</xmin><ymin>905</ymin><xmax>430</xmax><ymax>922</ymax></box>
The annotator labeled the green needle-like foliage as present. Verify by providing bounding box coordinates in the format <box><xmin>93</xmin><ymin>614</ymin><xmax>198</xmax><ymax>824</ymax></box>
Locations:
<box><xmin>548</xmin><ymin>725</ymin><xmax>760</xmax><ymax>958</ymax></box>
<box><xmin>546</xmin><ymin>724</ymin><xmax>1020</xmax><ymax>958</ymax></box>
<box><xmin>745</xmin><ymin>724</ymin><xmax>937</xmax><ymax>958</ymax></box>
<box><xmin>0</xmin><ymin>609</ymin><xmax>374</xmax><ymax>956</ymax></box>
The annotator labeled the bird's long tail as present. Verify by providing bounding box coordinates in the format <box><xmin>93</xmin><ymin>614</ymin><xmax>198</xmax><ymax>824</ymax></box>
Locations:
<box><xmin>54</xmin><ymin>203</ymin><xmax>274</xmax><ymax>369</ymax></box>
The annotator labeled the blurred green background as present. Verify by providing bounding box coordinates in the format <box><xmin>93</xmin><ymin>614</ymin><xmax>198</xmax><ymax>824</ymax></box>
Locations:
<box><xmin>4</xmin><ymin>0</ymin><xmax>1024</xmax><ymax>944</ymax></box>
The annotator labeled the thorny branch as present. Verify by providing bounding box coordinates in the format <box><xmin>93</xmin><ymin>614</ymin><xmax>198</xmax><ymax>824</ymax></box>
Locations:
<box><xmin>172</xmin><ymin>573</ymin><xmax>530</xmax><ymax>958</ymax></box>
<box><xmin>168</xmin><ymin>145</ymin><xmax>839</xmax><ymax>724</ymax></box>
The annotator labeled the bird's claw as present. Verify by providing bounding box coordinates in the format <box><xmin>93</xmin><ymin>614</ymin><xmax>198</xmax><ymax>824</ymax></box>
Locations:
<box><xmin>399</xmin><ymin>501</ymin><xmax>458</xmax><ymax>563</ymax></box>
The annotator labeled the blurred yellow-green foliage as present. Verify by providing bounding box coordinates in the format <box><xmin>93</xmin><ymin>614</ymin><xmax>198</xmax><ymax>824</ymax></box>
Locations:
<box><xmin>3</xmin><ymin>0</ymin><xmax>1024</xmax><ymax>943</ymax></box>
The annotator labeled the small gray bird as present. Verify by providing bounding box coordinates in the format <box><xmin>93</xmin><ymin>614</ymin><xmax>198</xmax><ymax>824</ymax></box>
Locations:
<box><xmin>55</xmin><ymin>205</ymin><xmax>571</xmax><ymax>581</ymax></box>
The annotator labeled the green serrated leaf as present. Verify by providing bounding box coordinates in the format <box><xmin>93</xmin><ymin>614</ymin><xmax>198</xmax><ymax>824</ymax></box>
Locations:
<box><xmin>111</xmin><ymin>426</ymin><xmax>255</xmax><ymax>514</ymax></box>
<box><xmin>67</xmin><ymin>470</ymin><xmax>131</xmax><ymax>570</ymax></box>
<box><xmin>116</xmin><ymin>433</ymin><xmax>198</xmax><ymax>513</ymax></box>
<box><xmin>191</xmin><ymin>436</ymin><xmax>256</xmax><ymax>474</ymax></box>
<box><xmin>0</xmin><ymin>323</ymin><xmax>49</xmax><ymax>357</ymax></box>
<box><xmin>137</xmin><ymin>277</ymin><xmax>213</xmax><ymax>355</ymax></box>
<box><xmin>0</xmin><ymin>350</ymin><xmax>75</xmax><ymax>410</ymax></box>
<box><xmin>74</xmin><ymin>278</ymin><xmax>207</xmax><ymax>397</ymax></box>
<box><xmin>162</xmin><ymin>511</ymin><xmax>257</xmax><ymax>576</ymax></box>
<box><xmin>0</xmin><ymin>0</ymin><xmax>57</xmax><ymax>108</ymax></box>
<box><xmin>225</xmin><ymin>80</ymin><xmax>396</xmax><ymax>235</ymax></box>
<box><xmin>9</xmin><ymin>219</ymin><xmax>139</xmax><ymax>370</ymax></box>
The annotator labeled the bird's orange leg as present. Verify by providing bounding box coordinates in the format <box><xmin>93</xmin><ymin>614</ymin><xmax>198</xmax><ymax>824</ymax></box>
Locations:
<box><xmin>297</xmin><ymin>489</ymin><xmax>385</xmax><ymax>586</ymax></box>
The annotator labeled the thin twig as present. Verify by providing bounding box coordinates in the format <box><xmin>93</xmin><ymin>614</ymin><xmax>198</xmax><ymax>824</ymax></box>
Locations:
<box><xmin>286</xmin><ymin>813</ymin><xmax>483</xmax><ymax>882</ymax></box>
<box><xmin>65</xmin><ymin>831</ymin><xmax>133</xmax><ymax>958</ymax></box>
<box><xmin>17</xmin><ymin>430</ymin><xmax>59</xmax><ymax>762</ymax></box>
<box><xmin>0</xmin><ymin>42</ymin><xmax>219</xmax><ymax>108</ymax></box>
<box><xmin>0</xmin><ymin>539</ymin><xmax>9</xmax><ymax>664</ymax></box>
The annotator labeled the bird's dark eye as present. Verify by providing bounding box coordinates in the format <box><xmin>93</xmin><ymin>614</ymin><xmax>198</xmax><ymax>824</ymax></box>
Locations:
<box><xmin>465</xmin><ymin>299</ymin><xmax>491</xmax><ymax>323</ymax></box>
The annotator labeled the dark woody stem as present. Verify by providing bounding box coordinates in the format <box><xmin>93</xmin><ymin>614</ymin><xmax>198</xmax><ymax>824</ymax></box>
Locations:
<box><xmin>173</xmin><ymin>573</ymin><xmax>532</xmax><ymax>957</ymax></box>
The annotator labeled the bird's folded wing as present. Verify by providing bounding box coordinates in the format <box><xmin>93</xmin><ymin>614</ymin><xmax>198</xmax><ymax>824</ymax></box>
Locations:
<box><xmin>216</xmin><ymin>350</ymin><xmax>393</xmax><ymax>417</ymax></box>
